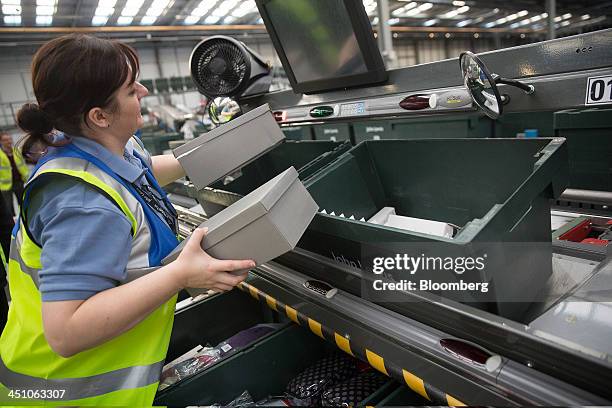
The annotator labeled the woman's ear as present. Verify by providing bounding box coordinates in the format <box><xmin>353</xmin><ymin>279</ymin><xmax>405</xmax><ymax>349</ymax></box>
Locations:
<box><xmin>86</xmin><ymin>107</ymin><xmax>112</xmax><ymax>129</ymax></box>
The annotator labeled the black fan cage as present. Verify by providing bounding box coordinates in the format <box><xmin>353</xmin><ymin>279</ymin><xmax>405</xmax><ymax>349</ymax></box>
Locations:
<box><xmin>190</xmin><ymin>37</ymin><xmax>252</xmax><ymax>97</ymax></box>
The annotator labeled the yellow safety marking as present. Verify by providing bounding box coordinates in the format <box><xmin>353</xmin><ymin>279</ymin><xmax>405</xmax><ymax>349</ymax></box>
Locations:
<box><xmin>365</xmin><ymin>349</ymin><xmax>389</xmax><ymax>376</ymax></box>
<box><xmin>285</xmin><ymin>305</ymin><xmax>299</xmax><ymax>324</ymax></box>
<box><xmin>248</xmin><ymin>285</ymin><xmax>259</xmax><ymax>299</ymax></box>
<box><xmin>402</xmin><ymin>369</ymin><xmax>430</xmax><ymax>401</ymax></box>
<box><xmin>334</xmin><ymin>333</ymin><xmax>354</xmax><ymax>356</ymax></box>
<box><xmin>308</xmin><ymin>318</ymin><xmax>324</xmax><ymax>339</ymax></box>
<box><xmin>237</xmin><ymin>282</ymin><xmax>246</xmax><ymax>291</ymax></box>
<box><xmin>265</xmin><ymin>295</ymin><xmax>278</xmax><ymax>311</ymax></box>
<box><xmin>446</xmin><ymin>395</ymin><xmax>466</xmax><ymax>406</ymax></box>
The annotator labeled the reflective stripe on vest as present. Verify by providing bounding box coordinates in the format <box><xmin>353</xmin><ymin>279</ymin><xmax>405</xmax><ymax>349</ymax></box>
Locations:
<box><xmin>0</xmin><ymin>355</ymin><xmax>163</xmax><ymax>401</ymax></box>
<box><xmin>0</xmin><ymin>152</ymin><xmax>177</xmax><ymax>405</ymax></box>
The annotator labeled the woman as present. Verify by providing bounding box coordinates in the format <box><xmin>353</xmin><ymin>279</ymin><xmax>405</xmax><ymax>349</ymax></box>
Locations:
<box><xmin>0</xmin><ymin>34</ymin><xmax>254</xmax><ymax>405</ymax></box>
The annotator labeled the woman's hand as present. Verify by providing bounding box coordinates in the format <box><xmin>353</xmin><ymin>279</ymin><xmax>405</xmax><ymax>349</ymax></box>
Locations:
<box><xmin>171</xmin><ymin>227</ymin><xmax>255</xmax><ymax>292</ymax></box>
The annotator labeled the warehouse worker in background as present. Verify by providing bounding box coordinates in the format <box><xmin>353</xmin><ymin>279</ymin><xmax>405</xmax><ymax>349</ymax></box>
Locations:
<box><xmin>0</xmin><ymin>192</ymin><xmax>12</xmax><ymax>332</ymax></box>
<box><xmin>0</xmin><ymin>34</ymin><xmax>254</xmax><ymax>406</ymax></box>
<box><xmin>0</xmin><ymin>131</ymin><xmax>29</xmax><ymax>216</ymax></box>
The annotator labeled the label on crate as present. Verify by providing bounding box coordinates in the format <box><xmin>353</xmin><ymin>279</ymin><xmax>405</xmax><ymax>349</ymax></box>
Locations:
<box><xmin>585</xmin><ymin>75</ymin><xmax>612</xmax><ymax>106</ymax></box>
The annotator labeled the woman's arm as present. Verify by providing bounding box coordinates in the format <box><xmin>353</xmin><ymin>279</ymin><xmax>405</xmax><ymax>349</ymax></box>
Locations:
<box><xmin>42</xmin><ymin>228</ymin><xmax>254</xmax><ymax>357</ymax></box>
<box><xmin>151</xmin><ymin>154</ymin><xmax>185</xmax><ymax>187</ymax></box>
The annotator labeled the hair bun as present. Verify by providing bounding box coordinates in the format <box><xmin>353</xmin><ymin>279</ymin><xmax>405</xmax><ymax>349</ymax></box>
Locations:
<box><xmin>17</xmin><ymin>103</ymin><xmax>53</xmax><ymax>135</ymax></box>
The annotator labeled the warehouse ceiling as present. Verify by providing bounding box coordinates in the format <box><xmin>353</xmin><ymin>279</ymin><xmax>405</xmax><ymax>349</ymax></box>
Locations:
<box><xmin>0</xmin><ymin>0</ymin><xmax>609</xmax><ymax>35</ymax></box>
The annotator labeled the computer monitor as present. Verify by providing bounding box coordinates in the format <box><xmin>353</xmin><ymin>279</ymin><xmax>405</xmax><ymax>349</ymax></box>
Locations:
<box><xmin>256</xmin><ymin>0</ymin><xmax>388</xmax><ymax>94</ymax></box>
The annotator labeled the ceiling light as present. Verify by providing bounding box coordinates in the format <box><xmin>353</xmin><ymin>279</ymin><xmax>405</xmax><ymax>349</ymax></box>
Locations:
<box><xmin>509</xmin><ymin>22</ymin><xmax>519</xmax><ymax>29</ymax></box>
<box><xmin>36</xmin><ymin>5</ymin><xmax>54</xmax><ymax>14</ymax></box>
<box><xmin>418</xmin><ymin>3</ymin><xmax>433</xmax><ymax>11</ymax></box>
<box><xmin>36</xmin><ymin>15</ymin><xmax>52</xmax><ymax>24</ymax></box>
<box><xmin>452</xmin><ymin>0</ymin><xmax>465</xmax><ymax>5</ymax></box>
<box><xmin>98</xmin><ymin>0</ymin><xmax>115</xmax><ymax>7</ymax></box>
<box><xmin>204</xmin><ymin>15</ymin><xmax>220</xmax><ymax>24</ymax></box>
<box><xmin>92</xmin><ymin>15</ymin><xmax>108</xmax><ymax>25</ymax></box>
<box><xmin>456</xmin><ymin>19</ymin><xmax>471</xmax><ymax>27</ymax></box>
<box><xmin>95</xmin><ymin>7</ymin><xmax>114</xmax><ymax>16</ymax></box>
<box><xmin>553</xmin><ymin>16</ymin><xmax>562</xmax><ymax>22</ymax></box>
<box><xmin>3</xmin><ymin>15</ymin><xmax>21</xmax><ymax>24</ymax></box>
<box><xmin>183</xmin><ymin>15</ymin><xmax>199</xmax><ymax>24</ymax></box>
<box><xmin>140</xmin><ymin>15</ymin><xmax>156</xmax><ymax>24</ymax></box>
<box><xmin>388</xmin><ymin>17</ymin><xmax>400</xmax><ymax>24</ymax></box>
<box><xmin>424</xmin><ymin>18</ymin><xmax>438</xmax><ymax>26</ymax></box>
<box><xmin>473</xmin><ymin>33</ymin><xmax>479</xmax><ymax>38</ymax></box>
<box><xmin>117</xmin><ymin>16</ymin><xmax>133</xmax><ymax>24</ymax></box>
<box><xmin>2</xmin><ymin>4</ymin><xmax>20</xmax><ymax>14</ymax></box>
<box><xmin>36</xmin><ymin>0</ymin><xmax>55</xmax><ymax>5</ymax></box>
<box><xmin>1</xmin><ymin>0</ymin><xmax>20</xmax><ymax>5</ymax></box>
<box><xmin>560</xmin><ymin>20</ymin><xmax>570</xmax><ymax>26</ymax></box>
<box><xmin>518</xmin><ymin>10</ymin><xmax>528</xmax><ymax>17</ymax></box>
<box><xmin>456</xmin><ymin>6</ymin><xmax>469</xmax><ymax>14</ymax></box>
<box><xmin>581</xmin><ymin>14</ymin><xmax>590</xmax><ymax>20</ymax></box>
<box><xmin>484</xmin><ymin>21</ymin><xmax>496</xmax><ymax>28</ymax></box>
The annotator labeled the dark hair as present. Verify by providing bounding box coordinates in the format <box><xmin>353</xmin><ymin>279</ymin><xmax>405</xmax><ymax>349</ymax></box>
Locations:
<box><xmin>16</xmin><ymin>34</ymin><xmax>139</xmax><ymax>162</ymax></box>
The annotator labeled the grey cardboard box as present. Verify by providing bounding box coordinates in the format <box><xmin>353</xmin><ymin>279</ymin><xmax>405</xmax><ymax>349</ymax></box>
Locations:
<box><xmin>174</xmin><ymin>104</ymin><xmax>285</xmax><ymax>190</ymax></box>
<box><xmin>162</xmin><ymin>167</ymin><xmax>318</xmax><ymax>294</ymax></box>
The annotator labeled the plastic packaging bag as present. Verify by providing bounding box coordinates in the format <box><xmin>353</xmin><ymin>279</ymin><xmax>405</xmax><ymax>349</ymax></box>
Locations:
<box><xmin>158</xmin><ymin>347</ymin><xmax>221</xmax><ymax>390</ymax></box>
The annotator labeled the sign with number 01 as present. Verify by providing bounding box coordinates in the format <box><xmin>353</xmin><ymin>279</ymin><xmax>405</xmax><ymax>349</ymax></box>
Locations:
<box><xmin>585</xmin><ymin>75</ymin><xmax>612</xmax><ymax>106</ymax></box>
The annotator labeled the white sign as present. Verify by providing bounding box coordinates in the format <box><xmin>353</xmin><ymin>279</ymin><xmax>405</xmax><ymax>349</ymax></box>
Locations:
<box><xmin>585</xmin><ymin>75</ymin><xmax>612</xmax><ymax>106</ymax></box>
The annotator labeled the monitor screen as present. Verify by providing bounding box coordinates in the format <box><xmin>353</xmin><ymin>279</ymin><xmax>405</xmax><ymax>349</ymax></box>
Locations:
<box><xmin>258</xmin><ymin>0</ymin><xmax>387</xmax><ymax>94</ymax></box>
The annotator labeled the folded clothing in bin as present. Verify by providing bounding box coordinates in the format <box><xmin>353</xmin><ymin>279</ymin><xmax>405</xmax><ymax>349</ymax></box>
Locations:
<box><xmin>217</xmin><ymin>323</ymin><xmax>285</xmax><ymax>357</ymax></box>
<box><xmin>173</xmin><ymin>104</ymin><xmax>285</xmax><ymax>190</ymax></box>
<box><xmin>320</xmin><ymin>371</ymin><xmax>389</xmax><ymax>407</ymax></box>
<box><xmin>285</xmin><ymin>354</ymin><xmax>360</xmax><ymax>404</ymax></box>
<box><xmin>162</xmin><ymin>167</ymin><xmax>319</xmax><ymax>296</ymax></box>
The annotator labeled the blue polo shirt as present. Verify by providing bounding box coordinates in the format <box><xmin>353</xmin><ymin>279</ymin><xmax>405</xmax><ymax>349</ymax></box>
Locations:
<box><xmin>27</xmin><ymin>136</ymin><xmax>171</xmax><ymax>302</ymax></box>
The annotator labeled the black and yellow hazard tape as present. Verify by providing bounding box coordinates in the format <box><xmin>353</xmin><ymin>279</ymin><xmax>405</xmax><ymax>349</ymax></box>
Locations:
<box><xmin>237</xmin><ymin>282</ymin><xmax>467</xmax><ymax>406</ymax></box>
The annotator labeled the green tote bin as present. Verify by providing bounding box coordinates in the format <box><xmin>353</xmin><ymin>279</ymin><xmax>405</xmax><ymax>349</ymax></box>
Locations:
<box><xmin>495</xmin><ymin>111</ymin><xmax>555</xmax><ymax>138</ymax></box>
<box><xmin>353</xmin><ymin>121</ymin><xmax>391</xmax><ymax>143</ymax></box>
<box><xmin>194</xmin><ymin>140</ymin><xmax>352</xmax><ymax>206</ymax></box>
<box><xmin>282</xmin><ymin>125</ymin><xmax>313</xmax><ymax>141</ymax></box>
<box><xmin>554</xmin><ymin>108</ymin><xmax>612</xmax><ymax>191</ymax></box>
<box><xmin>301</xmin><ymin>138</ymin><xmax>568</xmax><ymax>320</ymax></box>
<box><xmin>391</xmin><ymin>113</ymin><xmax>492</xmax><ymax>139</ymax></box>
<box><xmin>312</xmin><ymin>123</ymin><xmax>351</xmax><ymax>142</ymax></box>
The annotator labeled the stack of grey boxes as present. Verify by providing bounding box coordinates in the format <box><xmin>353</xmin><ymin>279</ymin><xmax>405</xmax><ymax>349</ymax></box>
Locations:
<box><xmin>163</xmin><ymin>104</ymin><xmax>319</xmax><ymax>290</ymax></box>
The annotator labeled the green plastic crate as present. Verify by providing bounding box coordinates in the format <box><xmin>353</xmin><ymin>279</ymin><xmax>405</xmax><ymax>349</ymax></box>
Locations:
<box><xmin>198</xmin><ymin>141</ymin><xmax>352</xmax><ymax>206</ymax></box>
<box><xmin>302</xmin><ymin>139</ymin><xmax>568</xmax><ymax>320</ymax></box>
<box><xmin>140</xmin><ymin>79</ymin><xmax>155</xmax><ymax>95</ymax></box>
<box><xmin>391</xmin><ymin>113</ymin><xmax>492</xmax><ymax>139</ymax></box>
<box><xmin>170</xmin><ymin>76</ymin><xmax>186</xmax><ymax>92</ymax></box>
<box><xmin>282</xmin><ymin>125</ymin><xmax>313</xmax><ymax>141</ymax></box>
<box><xmin>378</xmin><ymin>384</ymin><xmax>430</xmax><ymax>406</ymax></box>
<box><xmin>141</xmin><ymin>132</ymin><xmax>182</xmax><ymax>155</ymax></box>
<box><xmin>495</xmin><ymin>111</ymin><xmax>555</xmax><ymax>138</ymax></box>
<box><xmin>312</xmin><ymin>123</ymin><xmax>351</xmax><ymax>142</ymax></box>
<box><xmin>353</xmin><ymin>121</ymin><xmax>391</xmax><ymax>143</ymax></box>
<box><xmin>554</xmin><ymin>108</ymin><xmax>612</xmax><ymax>191</ymax></box>
<box><xmin>158</xmin><ymin>288</ymin><xmax>396</xmax><ymax>406</ymax></box>
<box><xmin>155</xmin><ymin>78</ymin><xmax>170</xmax><ymax>93</ymax></box>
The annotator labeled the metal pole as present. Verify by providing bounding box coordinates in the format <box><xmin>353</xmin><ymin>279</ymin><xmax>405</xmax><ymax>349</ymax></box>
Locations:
<box><xmin>376</xmin><ymin>0</ymin><xmax>397</xmax><ymax>68</ymax></box>
<box><xmin>546</xmin><ymin>0</ymin><xmax>556</xmax><ymax>40</ymax></box>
